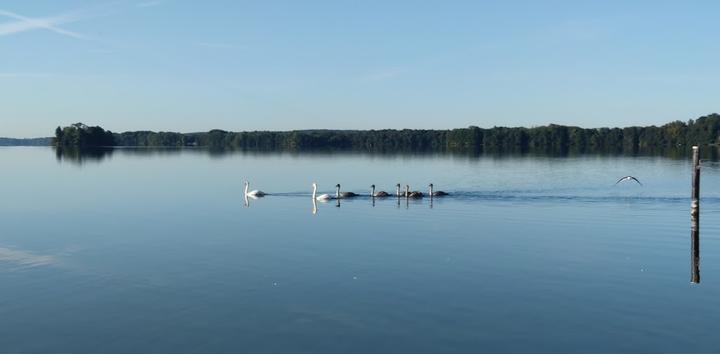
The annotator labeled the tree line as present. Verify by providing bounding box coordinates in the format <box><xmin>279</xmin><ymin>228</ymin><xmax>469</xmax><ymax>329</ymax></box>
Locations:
<box><xmin>52</xmin><ymin>113</ymin><xmax>720</xmax><ymax>153</ymax></box>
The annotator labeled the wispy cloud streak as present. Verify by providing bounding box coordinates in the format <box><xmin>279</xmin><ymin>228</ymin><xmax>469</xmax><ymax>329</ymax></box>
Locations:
<box><xmin>361</xmin><ymin>67</ymin><xmax>408</xmax><ymax>82</ymax></box>
<box><xmin>0</xmin><ymin>9</ymin><xmax>87</xmax><ymax>39</ymax></box>
<box><xmin>0</xmin><ymin>247</ymin><xmax>58</xmax><ymax>268</ymax></box>
<box><xmin>196</xmin><ymin>42</ymin><xmax>237</xmax><ymax>49</ymax></box>
<box><xmin>0</xmin><ymin>72</ymin><xmax>56</xmax><ymax>78</ymax></box>
<box><xmin>137</xmin><ymin>1</ymin><xmax>163</xmax><ymax>8</ymax></box>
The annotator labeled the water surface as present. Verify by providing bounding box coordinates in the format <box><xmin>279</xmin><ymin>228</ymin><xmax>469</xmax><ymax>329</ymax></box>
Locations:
<box><xmin>1</xmin><ymin>147</ymin><xmax>719</xmax><ymax>353</ymax></box>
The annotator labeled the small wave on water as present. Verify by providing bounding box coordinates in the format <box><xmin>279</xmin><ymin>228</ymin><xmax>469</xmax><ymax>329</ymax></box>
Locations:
<box><xmin>252</xmin><ymin>190</ymin><xmax>720</xmax><ymax>205</ymax></box>
<box><xmin>447</xmin><ymin>191</ymin><xmax>720</xmax><ymax>205</ymax></box>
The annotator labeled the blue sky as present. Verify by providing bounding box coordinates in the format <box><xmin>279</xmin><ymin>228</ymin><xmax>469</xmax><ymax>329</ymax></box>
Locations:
<box><xmin>1</xmin><ymin>0</ymin><xmax>718</xmax><ymax>137</ymax></box>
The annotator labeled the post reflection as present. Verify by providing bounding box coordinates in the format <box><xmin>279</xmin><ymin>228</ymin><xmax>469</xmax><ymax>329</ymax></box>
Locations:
<box><xmin>691</xmin><ymin>212</ymin><xmax>700</xmax><ymax>284</ymax></box>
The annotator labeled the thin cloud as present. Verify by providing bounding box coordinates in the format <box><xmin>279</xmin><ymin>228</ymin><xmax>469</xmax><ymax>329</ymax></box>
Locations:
<box><xmin>0</xmin><ymin>9</ymin><xmax>88</xmax><ymax>39</ymax></box>
<box><xmin>137</xmin><ymin>1</ymin><xmax>163</xmax><ymax>8</ymax></box>
<box><xmin>362</xmin><ymin>67</ymin><xmax>408</xmax><ymax>82</ymax></box>
<box><xmin>537</xmin><ymin>18</ymin><xmax>615</xmax><ymax>43</ymax></box>
<box><xmin>196</xmin><ymin>42</ymin><xmax>237</xmax><ymax>49</ymax></box>
<box><xmin>0</xmin><ymin>72</ymin><xmax>56</xmax><ymax>78</ymax></box>
<box><xmin>0</xmin><ymin>72</ymin><xmax>101</xmax><ymax>79</ymax></box>
<box><xmin>0</xmin><ymin>247</ymin><xmax>58</xmax><ymax>268</ymax></box>
<box><xmin>89</xmin><ymin>48</ymin><xmax>114</xmax><ymax>54</ymax></box>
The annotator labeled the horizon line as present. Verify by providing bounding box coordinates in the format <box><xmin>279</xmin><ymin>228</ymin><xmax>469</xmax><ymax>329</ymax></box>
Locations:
<box><xmin>4</xmin><ymin>113</ymin><xmax>719</xmax><ymax>139</ymax></box>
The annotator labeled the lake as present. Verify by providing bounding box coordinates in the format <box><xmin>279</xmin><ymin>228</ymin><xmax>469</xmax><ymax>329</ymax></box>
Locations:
<box><xmin>1</xmin><ymin>147</ymin><xmax>719</xmax><ymax>353</ymax></box>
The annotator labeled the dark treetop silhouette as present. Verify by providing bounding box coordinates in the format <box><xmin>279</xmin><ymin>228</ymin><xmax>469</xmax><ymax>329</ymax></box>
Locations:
<box><xmin>52</xmin><ymin>113</ymin><xmax>720</xmax><ymax>154</ymax></box>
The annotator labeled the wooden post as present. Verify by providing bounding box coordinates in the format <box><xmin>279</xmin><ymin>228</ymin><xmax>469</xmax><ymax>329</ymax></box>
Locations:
<box><xmin>691</xmin><ymin>146</ymin><xmax>700</xmax><ymax>283</ymax></box>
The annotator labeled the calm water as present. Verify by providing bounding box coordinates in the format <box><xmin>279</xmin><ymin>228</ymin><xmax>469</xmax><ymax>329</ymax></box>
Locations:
<box><xmin>2</xmin><ymin>147</ymin><xmax>720</xmax><ymax>353</ymax></box>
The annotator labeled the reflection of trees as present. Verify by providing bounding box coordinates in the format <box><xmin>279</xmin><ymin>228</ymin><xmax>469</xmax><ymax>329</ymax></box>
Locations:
<box><xmin>114</xmin><ymin>147</ymin><xmax>187</xmax><ymax>158</ymax></box>
<box><xmin>54</xmin><ymin>147</ymin><xmax>114</xmax><ymax>165</ymax></box>
<box><xmin>50</xmin><ymin>145</ymin><xmax>720</xmax><ymax>166</ymax></box>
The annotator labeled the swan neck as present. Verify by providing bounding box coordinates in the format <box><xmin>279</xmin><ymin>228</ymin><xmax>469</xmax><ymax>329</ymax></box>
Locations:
<box><xmin>244</xmin><ymin>183</ymin><xmax>249</xmax><ymax>195</ymax></box>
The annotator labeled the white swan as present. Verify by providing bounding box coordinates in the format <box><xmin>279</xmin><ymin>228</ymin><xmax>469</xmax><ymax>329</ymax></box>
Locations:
<box><xmin>244</xmin><ymin>181</ymin><xmax>266</xmax><ymax>197</ymax></box>
<box><xmin>312</xmin><ymin>182</ymin><xmax>333</xmax><ymax>201</ymax></box>
<box><xmin>395</xmin><ymin>183</ymin><xmax>402</xmax><ymax>197</ymax></box>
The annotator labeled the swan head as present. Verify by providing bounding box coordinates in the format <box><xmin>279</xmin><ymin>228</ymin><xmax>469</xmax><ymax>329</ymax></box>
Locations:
<box><xmin>429</xmin><ymin>183</ymin><xmax>434</xmax><ymax>187</ymax></box>
<box><xmin>396</xmin><ymin>183</ymin><xmax>401</xmax><ymax>188</ymax></box>
<box><xmin>312</xmin><ymin>182</ymin><xmax>317</xmax><ymax>188</ymax></box>
<box><xmin>336</xmin><ymin>184</ymin><xmax>340</xmax><ymax>188</ymax></box>
<box><xmin>371</xmin><ymin>184</ymin><xmax>376</xmax><ymax>188</ymax></box>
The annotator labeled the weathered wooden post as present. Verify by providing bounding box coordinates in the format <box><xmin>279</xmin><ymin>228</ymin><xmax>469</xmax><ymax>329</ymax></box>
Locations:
<box><xmin>690</xmin><ymin>146</ymin><xmax>700</xmax><ymax>283</ymax></box>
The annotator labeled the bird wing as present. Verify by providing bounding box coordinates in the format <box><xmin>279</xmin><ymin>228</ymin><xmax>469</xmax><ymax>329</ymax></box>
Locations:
<box><xmin>615</xmin><ymin>176</ymin><xmax>642</xmax><ymax>186</ymax></box>
<box><xmin>629</xmin><ymin>176</ymin><xmax>642</xmax><ymax>185</ymax></box>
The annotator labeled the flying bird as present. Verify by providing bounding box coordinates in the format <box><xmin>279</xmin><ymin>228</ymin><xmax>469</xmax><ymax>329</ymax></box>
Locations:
<box><xmin>615</xmin><ymin>176</ymin><xmax>642</xmax><ymax>186</ymax></box>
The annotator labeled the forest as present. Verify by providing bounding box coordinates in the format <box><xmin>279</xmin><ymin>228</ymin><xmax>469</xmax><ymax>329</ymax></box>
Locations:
<box><xmin>52</xmin><ymin>113</ymin><xmax>720</xmax><ymax>154</ymax></box>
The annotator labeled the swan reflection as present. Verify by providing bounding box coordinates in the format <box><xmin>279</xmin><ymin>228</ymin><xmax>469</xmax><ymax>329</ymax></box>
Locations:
<box><xmin>244</xmin><ymin>193</ymin><xmax>260</xmax><ymax>206</ymax></box>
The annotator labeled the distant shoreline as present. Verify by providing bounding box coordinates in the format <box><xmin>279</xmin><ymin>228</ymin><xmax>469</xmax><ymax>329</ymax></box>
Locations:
<box><xmin>7</xmin><ymin>113</ymin><xmax>720</xmax><ymax>154</ymax></box>
<box><xmin>0</xmin><ymin>137</ymin><xmax>53</xmax><ymax>146</ymax></box>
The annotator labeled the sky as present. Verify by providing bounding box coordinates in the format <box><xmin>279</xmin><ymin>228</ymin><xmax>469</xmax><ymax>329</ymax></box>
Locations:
<box><xmin>1</xmin><ymin>0</ymin><xmax>719</xmax><ymax>137</ymax></box>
